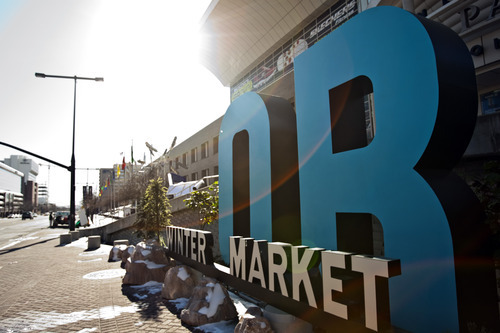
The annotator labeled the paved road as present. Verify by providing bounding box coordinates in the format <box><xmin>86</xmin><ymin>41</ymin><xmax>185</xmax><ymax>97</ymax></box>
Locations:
<box><xmin>0</xmin><ymin>215</ymin><xmax>52</xmax><ymax>251</ymax></box>
<box><xmin>0</xmin><ymin>216</ymin><xmax>192</xmax><ymax>332</ymax></box>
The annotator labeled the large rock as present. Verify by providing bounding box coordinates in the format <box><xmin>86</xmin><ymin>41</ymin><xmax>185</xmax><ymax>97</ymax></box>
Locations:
<box><xmin>150</xmin><ymin>245</ymin><xmax>171</xmax><ymax>265</ymax></box>
<box><xmin>235</xmin><ymin>307</ymin><xmax>274</xmax><ymax>333</ymax></box>
<box><xmin>180</xmin><ymin>277</ymin><xmax>238</xmax><ymax>326</ymax></box>
<box><xmin>161</xmin><ymin>265</ymin><xmax>201</xmax><ymax>300</ymax></box>
<box><xmin>120</xmin><ymin>245</ymin><xmax>135</xmax><ymax>269</ymax></box>
<box><xmin>131</xmin><ymin>241</ymin><xmax>152</xmax><ymax>261</ymax></box>
<box><xmin>108</xmin><ymin>245</ymin><xmax>128</xmax><ymax>262</ymax></box>
<box><xmin>122</xmin><ymin>261</ymin><xmax>149</xmax><ymax>285</ymax></box>
<box><xmin>122</xmin><ymin>240</ymin><xmax>174</xmax><ymax>285</ymax></box>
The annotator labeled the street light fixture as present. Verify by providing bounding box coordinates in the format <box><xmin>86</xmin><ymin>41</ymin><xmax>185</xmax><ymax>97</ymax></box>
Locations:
<box><xmin>35</xmin><ymin>72</ymin><xmax>103</xmax><ymax>231</ymax></box>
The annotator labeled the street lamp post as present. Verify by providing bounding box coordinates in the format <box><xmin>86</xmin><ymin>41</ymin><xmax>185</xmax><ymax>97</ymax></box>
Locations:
<box><xmin>35</xmin><ymin>72</ymin><xmax>103</xmax><ymax>231</ymax></box>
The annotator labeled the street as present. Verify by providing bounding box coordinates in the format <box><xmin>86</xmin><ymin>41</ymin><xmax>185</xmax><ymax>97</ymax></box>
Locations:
<box><xmin>0</xmin><ymin>215</ymin><xmax>59</xmax><ymax>252</ymax></box>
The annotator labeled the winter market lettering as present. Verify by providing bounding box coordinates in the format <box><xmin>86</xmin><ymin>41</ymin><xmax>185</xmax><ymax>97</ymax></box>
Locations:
<box><xmin>229</xmin><ymin>237</ymin><xmax>400</xmax><ymax>331</ymax></box>
<box><xmin>166</xmin><ymin>226</ymin><xmax>214</xmax><ymax>265</ymax></box>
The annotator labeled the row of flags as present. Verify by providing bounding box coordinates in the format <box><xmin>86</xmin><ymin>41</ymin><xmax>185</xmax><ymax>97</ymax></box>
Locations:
<box><xmin>98</xmin><ymin>142</ymin><xmax>151</xmax><ymax>197</ymax></box>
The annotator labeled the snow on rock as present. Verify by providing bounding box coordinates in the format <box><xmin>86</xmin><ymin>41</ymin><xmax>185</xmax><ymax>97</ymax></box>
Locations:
<box><xmin>198</xmin><ymin>283</ymin><xmax>226</xmax><ymax>318</ymax></box>
<box><xmin>234</xmin><ymin>307</ymin><xmax>274</xmax><ymax>333</ymax></box>
<box><xmin>161</xmin><ymin>265</ymin><xmax>201</xmax><ymax>300</ymax></box>
<box><xmin>177</xmin><ymin>266</ymin><xmax>190</xmax><ymax>281</ymax></box>
<box><xmin>122</xmin><ymin>240</ymin><xmax>174</xmax><ymax>285</ymax></box>
<box><xmin>120</xmin><ymin>245</ymin><xmax>135</xmax><ymax>268</ymax></box>
<box><xmin>134</xmin><ymin>260</ymin><xmax>166</xmax><ymax>270</ymax></box>
<box><xmin>180</xmin><ymin>277</ymin><xmax>237</xmax><ymax>327</ymax></box>
<box><xmin>108</xmin><ymin>245</ymin><xmax>128</xmax><ymax>262</ymax></box>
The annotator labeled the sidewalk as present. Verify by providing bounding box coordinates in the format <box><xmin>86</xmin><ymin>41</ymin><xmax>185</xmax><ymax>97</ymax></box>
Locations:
<box><xmin>0</xmin><ymin>226</ymin><xmax>192</xmax><ymax>332</ymax></box>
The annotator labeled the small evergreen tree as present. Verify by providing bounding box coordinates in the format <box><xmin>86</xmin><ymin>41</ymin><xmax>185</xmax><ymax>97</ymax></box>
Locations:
<box><xmin>134</xmin><ymin>177</ymin><xmax>171</xmax><ymax>240</ymax></box>
<box><xmin>184</xmin><ymin>181</ymin><xmax>219</xmax><ymax>227</ymax></box>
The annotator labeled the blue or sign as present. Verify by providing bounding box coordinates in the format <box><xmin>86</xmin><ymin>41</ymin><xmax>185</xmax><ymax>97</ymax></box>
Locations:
<box><xmin>219</xmin><ymin>6</ymin><xmax>498</xmax><ymax>332</ymax></box>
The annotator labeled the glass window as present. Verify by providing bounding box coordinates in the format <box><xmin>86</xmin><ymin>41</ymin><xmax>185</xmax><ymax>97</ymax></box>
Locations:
<box><xmin>191</xmin><ymin>148</ymin><xmax>198</xmax><ymax>163</ymax></box>
<box><xmin>201</xmin><ymin>169</ymin><xmax>209</xmax><ymax>178</ymax></box>
<box><xmin>201</xmin><ymin>142</ymin><xmax>209</xmax><ymax>159</ymax></box>
<box><xmin>213</xmin><ymin>136</ymin><xmax>219</xmax><ymax>154</ymax></box>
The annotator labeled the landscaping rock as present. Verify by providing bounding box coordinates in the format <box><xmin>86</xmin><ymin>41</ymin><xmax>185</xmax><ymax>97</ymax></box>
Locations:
<box><xmin>161</xmin><ymin>265</ymin><xmax>201</xmax><ymax>300</ymax></box>
<box><xmin>235</xmin><ymin>307</ymin><xmax>274</xmax><ymax>333</ymax></box>
<box><xmin>108</xmin><ymin>244</ymin><xmax>127</xmax><ymax>262</ymax></box>
<box><xmin>122</xmin><ymin>261</ymin><xmax>149</xmax><ymax>285</ymax></box>
<box><xmin>120</xmin><ymin>245</ymin><xmax>135</xmax><ymax>269</ymax></box>
<box><xmin>180</xmin><ymin>277</ymin><xmax>238</xmax><ymax>326</ymax></box>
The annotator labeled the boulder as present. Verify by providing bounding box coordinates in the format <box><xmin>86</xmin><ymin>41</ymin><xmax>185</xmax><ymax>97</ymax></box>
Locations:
<box><xmin>108</xmin><ymin>245</ymin><xmax>127</xmax><ymax>262</ymax></box>
<box><xmin>120</xmin><ymin>245</ymin><xmax>135</xmax><ymax>269</ymax></box>
<box><xmin>131</xmin><ymin>241</ymin><xmax>151</xmax><ymax>261</ymax></box>
<box><xmin>150</xmin><ymin>246</ymin><xmax>171</xmax><ymax>265</ymax></box>
<box><xmin>235</xmin><ymin>307</ymin><xmax>274</xmax><ymax>333</ymax></box>
<box><xmin>122</xmin><ymin>261</ymin><xmax>149</xmax><ymax>285</ymax></box>
<box><xmin>122</xmin><ymin>240</ymin><xmax>176</xmax><ymax>285</ymax></box>
<box><xmin>161</xmin><ymin>265</ymin><xmax>201</xmax><ymax>300</ymax></box>
<box><xmin>180</xmin><ymin>277</ymin><xmax>238</xmax><ymax>326</ymax></box>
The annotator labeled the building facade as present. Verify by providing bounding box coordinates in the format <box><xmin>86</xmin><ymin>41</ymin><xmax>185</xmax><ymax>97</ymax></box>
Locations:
<box><xmin>2</xmin><ymin>155</ymin><xmax>40</xmax><ymax>211</ymax></box>
<box><xmin>0</xmin><ymin>161</ymin><xmax>24</xmax><ymax>217</ymax></box>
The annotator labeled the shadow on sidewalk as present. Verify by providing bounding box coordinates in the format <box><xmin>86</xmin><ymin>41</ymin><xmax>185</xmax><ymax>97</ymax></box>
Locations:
<box><xmin>121</xmin><ymin>284</ymin><xmax>164</xmax><ymax>320</ymax></box>
<box><xmin>121</xmin><ymin>284</ymin><xmax>195</xmax><ymax>331</ymax></box>
<box><xmin>0</xmin><ymin>237</ymin><xmax>57</xmax><ymax>256</ymax></box>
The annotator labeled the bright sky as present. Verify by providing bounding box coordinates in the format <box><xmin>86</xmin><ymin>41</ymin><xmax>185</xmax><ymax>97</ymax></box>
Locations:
<box><xmin>0</xmin><ymin>0</ymin><xmax>229</xmax><ymax>207</ymax></box>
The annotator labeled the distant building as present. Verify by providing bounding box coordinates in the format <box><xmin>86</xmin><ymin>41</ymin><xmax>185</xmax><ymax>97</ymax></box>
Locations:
<box><xmin>38</xmin><ymin>184</ymin><xmax>49</xmax><ymax>205</ymax></box>
<box><xmin>2</xmin><ymin>155</ymin><xmax>39</xmax><ymax>211</ymax></box>
<box><xmin>0</xmin><ymin>161</ymin><xmax>24</xmax><ymax>217</ymax></box>
<box><xmin>157</xmin><ymin>117</ymin><xmax>221</xmax><ymax>185</ymax></box>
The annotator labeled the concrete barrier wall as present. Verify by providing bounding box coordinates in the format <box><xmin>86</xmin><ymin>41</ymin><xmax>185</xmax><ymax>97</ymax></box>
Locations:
<box><xmin>78</xmin><ymin>200</ymin><xmax>221</xmax><ymax>260</ymax></box>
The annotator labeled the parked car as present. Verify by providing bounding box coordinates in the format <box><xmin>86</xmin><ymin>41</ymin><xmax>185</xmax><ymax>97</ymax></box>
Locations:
<box><xmin>53</xmin><ymin>211</ymin><xmax>70</xmax><ymax>227</ymax></box>
<box><xmin>22</xmin><ymin>211</ymin><xmax>33</xmax><ymax>220</ymax></box>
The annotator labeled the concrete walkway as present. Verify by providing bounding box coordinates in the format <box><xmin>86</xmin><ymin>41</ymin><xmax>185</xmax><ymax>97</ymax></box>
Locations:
<box><xmin>0</xmin><ymin>226</ymin><xmax>192</xmax><ymax>332</ymax></box>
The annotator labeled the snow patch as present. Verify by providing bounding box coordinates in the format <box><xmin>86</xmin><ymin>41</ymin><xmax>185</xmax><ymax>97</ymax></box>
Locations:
<box><xmin>133</xmin><ymin>294</ymin><xmax>148</xmax><ymax>300</ymax></box>
<box><xmin>198</xmin><ymin>283</ymin><xmax>226</xmax><ymax>318</ymax></box>
<box><xmin>195</xmin><ymin>320</ymin><xmax>236</xmax><ymax>333</ymax></box>
<box><xmin>134</xmin><ymin>260</ymin><xmax>165</xmax><ymax>269</ymax></box>
<box><xmin>76</xmin><ymin>328</ymin><xmax>98</xmax><ymax>333</ymax></box>
<box><xmin>141</xmin><ymin>249</ymin><xmax>151</xmax><ymax>256</ymax></box>
<box><xmin>0</xmin><ymin>236</ymin><xmax>38</xmax><ymax>250</ymax></box>
<box><xmin>78</xmin><ymin>243</ymin><xmax>113</xmax><ymax>257</ymax></box>
<box><xmin>131</xmin><ymin>281</ymin><xmax>163</xmax><ymax>294</ymax></box>
<box><xmin>169</xmin><ymin>297</ymin><xmax>189</xmax><ymax>311</ymax></box>
<box><xmin>0</xmin><ymin>305</ymin><xmax>138</xmax><ymax>331</ymax></box>
<box><xmin>177</xmin><ymin>266</ymin><xmax>189</xmax><ymax>281</ymax></box>
<box><xmin>83</xmin><ymin>269</ymin><xmax>124</xmax><ymax>280</ymax></box>
<box><xmin>78</xmin><ymin>258</ymin><xmax>102</xmax><ymax>263</ymax></box>
<box><xmin>66</xmin><ymin>237</ymin><xmax>88</xmax><ymax>249</ymax></box>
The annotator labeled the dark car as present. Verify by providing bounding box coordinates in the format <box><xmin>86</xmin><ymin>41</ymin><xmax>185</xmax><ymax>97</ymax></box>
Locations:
<box><xmin>22</xmin><ymin>211</ymin><xmax>33</xmax><ymax>220</ymax></box>
<box><xmin>53</xmin><ymin>211</ymin><xmax>70</xmax><ymax>227</ymax></box>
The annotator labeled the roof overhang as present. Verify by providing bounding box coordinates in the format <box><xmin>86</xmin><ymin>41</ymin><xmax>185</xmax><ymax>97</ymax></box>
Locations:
<box><xmin>200</xmin><ymin>0</ymin><xmax>340</xmax><ymax>87</ymax></box>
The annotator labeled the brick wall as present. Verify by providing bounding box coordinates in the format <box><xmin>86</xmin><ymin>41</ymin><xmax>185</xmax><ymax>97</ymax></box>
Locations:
<box><xmin>170</xmin><ymin>207</ymin><xmax>221</xmax><ymax>260</ymax></box>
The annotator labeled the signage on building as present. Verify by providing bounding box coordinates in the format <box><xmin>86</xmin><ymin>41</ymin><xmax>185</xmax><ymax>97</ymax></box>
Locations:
<box><xmin>230</xmin><ymin>0</ymin><xmax>358</xmax><ymax>101</ymax></box>
<box><xmin>170</xmin><ymin>6</ymin><xmax>499</xmax><ymax>333</ymax></box>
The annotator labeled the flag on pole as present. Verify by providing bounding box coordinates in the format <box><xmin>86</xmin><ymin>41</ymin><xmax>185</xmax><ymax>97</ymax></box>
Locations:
<box><xmin>117</xmin><ymin>164</ymin><xmax>121</xmax><ymax>178</ymax></box>
<box><xmin>122</xmin><ymin>157</ymin><xmax>126</xmax><ymax>170</ymax></box>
